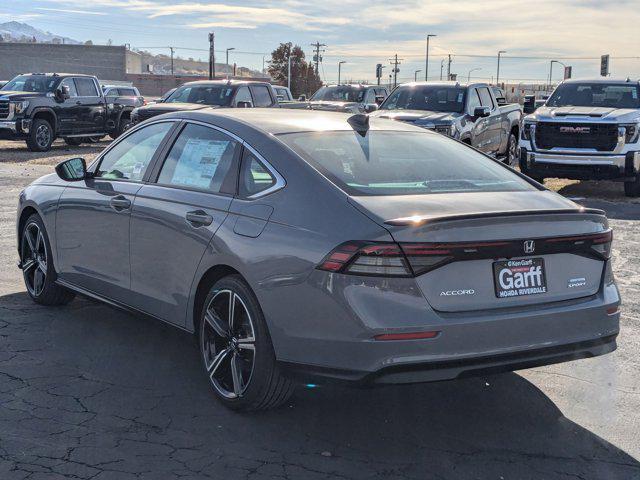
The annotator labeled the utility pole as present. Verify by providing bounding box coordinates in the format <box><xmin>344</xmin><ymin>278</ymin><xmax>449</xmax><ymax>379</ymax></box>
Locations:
<box><xmin>389</xmin><ymin>54</ymin><xmax>403</xmax><ymax>88</ymax></box>
<box><xmin>425</xmin><ymin>34</ymin><xmax>436</xmax><ymax>81</ymax></box>
<box><xmin>310</xmin><ymin>41</ymin><xmax>326</xmax><ymax>75</ymax></box>
<box><xmin>496</xmin><ymin>50</ymin><xmax>506</xmax><ymax>86</ymax></box>
<box><xmin>447</xmin><ymin>54</ymin><xmax>452</xmax><ymax>80</ymax></box>
<box><xmin>169</xmin><ymin>47</ymin><xmax>175</xmax><ymax>75</ymax></box>
<box><xmin>208</xmin><ymin>32</ymin><xmax>215</xmax><ymax>79</ymax></box>
<box><xmin>440</xmin><ymin>59</ymin><xmax>444</xmax><ymax>80</ymax></box>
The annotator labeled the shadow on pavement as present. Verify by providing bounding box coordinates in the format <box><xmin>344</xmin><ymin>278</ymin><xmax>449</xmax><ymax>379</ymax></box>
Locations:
<box><xmin>0</xmin><ymin>291</ymin><xmax>638</xmax><ymax>479</ymax></box>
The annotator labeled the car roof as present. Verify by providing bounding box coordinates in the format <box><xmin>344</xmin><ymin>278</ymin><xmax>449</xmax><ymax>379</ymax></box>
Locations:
<box><xmin>180</xmin><ymin>79</ymin><xmax>271</xmax><ymax>87</ymax></box>
<box><xmin>20</xmin><ymin>73</ymin><xmax>95</xmax><ymax>78</ymax></box>
<box><xmin>170</xmin><ymin>108</ymin><xmax>427</xmax><ymax>135</ymax></box>
<box><xmin>397</xmin><ymin>81</ymin><xmax>484</xmax><ymax>89</ymax></box>
<box><xmin>561</xmin><ymin>78</ymin><xmax>640</xmax><ymax>85</ymax></box>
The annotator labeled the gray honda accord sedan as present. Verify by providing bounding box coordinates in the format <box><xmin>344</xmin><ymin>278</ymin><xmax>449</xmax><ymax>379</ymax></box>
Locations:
<box><xmin>16</xmin><ymin>108</ymin><xmax>620</xmax><ymax>411</ymax></box>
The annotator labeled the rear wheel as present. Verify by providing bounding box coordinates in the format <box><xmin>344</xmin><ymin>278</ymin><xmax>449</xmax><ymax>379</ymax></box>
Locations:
<box><xmin>26</xmin><ymin>119</ymin><xmax>54</xmax><ymax>152</ymax></box>
<box><xmin>624</xmin><ymin>175</ymin><xmax>640</xmax><ymax>197</ymax></box>
<box><xmin>20</xmin><ymin>214</ymin><xmax>75</xmax><ymax>305</ymax></box>
<box><xmin>199</xmin><ymin>275</ymin><xmax>294</xmax><ymax>411</ymax></box>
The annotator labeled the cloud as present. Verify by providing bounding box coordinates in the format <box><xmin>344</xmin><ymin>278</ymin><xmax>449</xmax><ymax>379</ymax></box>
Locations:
<box><xmin>35</xmin><ymin>7</ymin><xmax>107</xmax><ymax>15</ymax></box>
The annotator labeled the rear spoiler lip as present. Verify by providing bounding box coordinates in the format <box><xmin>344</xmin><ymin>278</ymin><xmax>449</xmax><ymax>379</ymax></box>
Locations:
<box><xmin>385</xmin><ymin>208</ymin><xmax>606</xmax><ymax>227</ymax></box>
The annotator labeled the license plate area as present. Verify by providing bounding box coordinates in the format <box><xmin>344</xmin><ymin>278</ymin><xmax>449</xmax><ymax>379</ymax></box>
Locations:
<box><xmin>493</xmin><ymin>258</ymin><xmax>547</xmax><ymax>298</ymax></box>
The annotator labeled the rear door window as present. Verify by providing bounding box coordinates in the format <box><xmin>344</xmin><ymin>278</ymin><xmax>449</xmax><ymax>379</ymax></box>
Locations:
<box><xmin>233</xmin><ymin>86</ymin><xmax>253</xmax><ymax>107</ymax></box>
<box><xmin>60</xmin><ymin>78</ymin><xmax>78</xmax><ymax>97</ymax></box>
<box><xmin>250</xmin><ymin>85</ymin><xmax>273</xmax><ymax>107</ymax></box>
<box><xmin>157</xmin><ymin>123</ymin><xmax>239</xmax><ymax>193</ymax></box>
<box><xmin>74</xmin><ymin>77</ymin><xmax>99</xmax><ymax>97</ymax></box>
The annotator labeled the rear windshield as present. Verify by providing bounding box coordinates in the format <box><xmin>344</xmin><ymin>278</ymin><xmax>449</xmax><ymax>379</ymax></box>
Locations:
<box><xmin>164</xmin><ymin>85</ymin><xmax>234</xmax><ymax>106</ymax></box>
<box><xmin>381</xmin><ymin>86</ymin><xmax>466</xmax><ymax>113</ymax></box>
<box><xmin>547</xmin><ymin>83</ymin><xmax>640</xmax><ymax>109</ymax></box>
<box><xmin>278</xmin><ymin>131</ymin><xmax>536</xmax><ymax>196</ymax></box>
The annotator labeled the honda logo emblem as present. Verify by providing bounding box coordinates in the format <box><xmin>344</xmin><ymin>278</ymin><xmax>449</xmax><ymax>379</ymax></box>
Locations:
<box><xmin>524</xmin><ymin>240</ymin><xmax>535</xmax><ymax>254</ymax></box>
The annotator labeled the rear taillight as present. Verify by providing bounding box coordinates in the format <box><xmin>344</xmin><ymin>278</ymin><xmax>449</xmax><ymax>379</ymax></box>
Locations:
<box><xmin>317</xmin><ymin>230</ymin><xmax>612</xmax><ymax>278</ymax></box>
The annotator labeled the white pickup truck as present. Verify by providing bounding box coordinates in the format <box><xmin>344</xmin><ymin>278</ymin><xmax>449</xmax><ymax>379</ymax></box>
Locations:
<box><xmin>519</xmin><ymin>78</ymin><xmax>640</xmax><ymax>197</ymax></box>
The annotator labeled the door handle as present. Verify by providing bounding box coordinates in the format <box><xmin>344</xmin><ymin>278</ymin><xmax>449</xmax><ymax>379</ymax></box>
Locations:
<box><xmin>186</xmin><ymin>210</ymin><xmax>213</xmax><ymax>227</ymax></box>
<box><xmin>110</xmin><ymin>195</ymin><xmax>131</xmax><ymax>211</ymax></box>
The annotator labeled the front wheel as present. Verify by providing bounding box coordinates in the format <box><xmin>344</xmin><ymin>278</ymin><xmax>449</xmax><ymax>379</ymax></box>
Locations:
<box><xmin>503</xmin><ymin>133</ymin><xmax>518</xmax><ymax>167</ymax></box>
<box><xmin>624</xmin><ymin>175</ymin><xmax>640</xmax><ymax>197</ymax></box>
<box><xmin>26</xmin><ymin>119</ymin><xmax>54</xmax><ymax>152</ymax></box>
<box><xmin>20</xmin><ymin>214</ymin><xmax>75</xmax><ymax>305</ymax></box>
<box><xmin>199</xmin><ymin>275</ymin><xmax>294</xmax><ymax>411</ymax></box>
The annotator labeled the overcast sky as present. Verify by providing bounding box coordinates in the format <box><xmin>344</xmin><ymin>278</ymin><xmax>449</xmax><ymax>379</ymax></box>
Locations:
<box><xmin>2</xmin><ymin>0</ymin><xmax>640</xmax><ymax>84</ymax></box>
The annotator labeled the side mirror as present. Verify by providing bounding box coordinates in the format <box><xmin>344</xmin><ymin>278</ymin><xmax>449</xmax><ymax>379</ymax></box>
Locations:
<box><xmin>298</xmin><ymin>95</ymin><xmax>307</xmax><ymax>101</ymax></box>
<box><xmin>237</xmin><ymin>101</ymin><xmax>252</xmax><ymax>108</ymax></box>
<box><xmin>55</xmin><ymin>157</ymin><xmax>87</xmax><ymax>181</ymax></box>
<box><xmin>363</xmin><ymin>103</ymin><xmax>379</xmax><ymax>113</ymax></box>
<box><xmin>374</xmin><ymin>95</ymin><xmax>385</xmax><ymax>105</ymax></box>
<box><xmin>55</xmin><ymin>85</ymin><xmax>70</xmax><ymax>102</ymax></box>
<box><xmin>523</xmin><ymin>95</ymin><xmax>537</xmax><ymax>114</ymax></box>
<box><xmin>473</xmin><ymin>106</ymin><xmax>491</xmax><ymax>118</ymax></box>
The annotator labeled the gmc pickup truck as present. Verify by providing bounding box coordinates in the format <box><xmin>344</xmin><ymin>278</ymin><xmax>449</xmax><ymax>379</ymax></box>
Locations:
<box><xmin>303</xmin><ymin>84</ymin><xmax>388</xmax><ymax>113</ymax></box>
<box><xmin>0</xmin><ymin>73</ymin><xmax>139</xmax><ymax>151</ymax></box>
<box><xmin>371</xmin><ymin>82</ymin><xmax>522</xmax><ymax>164</ymax></box>
<box><xmin>519</xmin><ymin>78</ymin><xmax>640</xmax><ymax>197</ymax></box>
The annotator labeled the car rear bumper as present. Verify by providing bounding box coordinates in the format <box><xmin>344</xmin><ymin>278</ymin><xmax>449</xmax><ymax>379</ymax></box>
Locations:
<box><xmin>271</xmin><ymin>270</ymin><xmax>620</xmax><ymax>385</ymax></box>
<box><xmin>520</xmin><ymin>148</ymin><xmax>640</xmax><ymax>180</ymax></box>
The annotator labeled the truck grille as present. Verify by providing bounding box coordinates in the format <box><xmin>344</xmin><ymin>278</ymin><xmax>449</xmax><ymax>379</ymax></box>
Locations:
<box><xmin>535</xmin><ymin>122</ymin><xmax>619</xmax><ymax>152</ymax></box>
<box><xmin>0</xmin><ymin>100</ymin><xmax>9</xmax><ymax>119</ymax></box>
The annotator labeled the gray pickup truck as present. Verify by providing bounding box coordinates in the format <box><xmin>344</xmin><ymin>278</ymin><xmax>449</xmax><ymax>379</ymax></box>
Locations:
<box><xmin>519</xmin><ymin>78</ymin><xmax>640</xmax><ymax>196</ymax></box>
<box><xmin>371</xmin><ymin>81</ymin><xmax>522</xmax><ymax>165</ymax></box>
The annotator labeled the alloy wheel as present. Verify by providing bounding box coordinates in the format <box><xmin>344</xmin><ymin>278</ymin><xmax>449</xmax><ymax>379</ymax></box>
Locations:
<box><xmin>36</xmin><ymin>124</ymin><xmax>51</xmax><ymax>149</ymax></box>
<box><xmin>507</xmin><ymin>134</ymin><xmax>518</xmax><ymax>166</ymax></box>
<box><xmin>201</xmin><ymin>289</ymin><xmax>256</xmax><ymax>399</ymax></box>
<box><xmin>21</xmin><ymin>222</ymin><xmax>48</xmax><ymax>297</ymax></box>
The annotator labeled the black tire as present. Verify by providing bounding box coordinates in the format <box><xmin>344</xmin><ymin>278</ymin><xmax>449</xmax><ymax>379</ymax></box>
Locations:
<box><xmin>64</xmin><ymin>137</ymin><xmax>83</xmax><ymax>146</ymax></box>
<box><xmin>86</xmin><ymin>135</ymin><xmax>105</xmax><ymax>143</ymax></box>
<box><xmin>519</xmin><ymin>156</ymin><xmax>545</xmax><ymax>184</ymax></box>
<box><xmin>20</xmin><ymin>214</ymin><xmax>75</xmax><ymax>306</ymax></box>
<box><xmin>26</xmin><ymin>118</ymin><xmax>54</xmax><ymax>152</ymax></box>
<box><xmin>109</xmin><ymin>117</ymin><xmax>131</xmax><ymax>140</ymax></box>
<box><xmin>503</xmin><ymin>132</ymin><xmax>518</xmax><ymax>167</ymax></box>
<box><xmin>198</xmin><ymin>274</ymin><xmax>294</xmax><ymax>412</ymax></box>
<box><xmin>624</xmin><ymin>175</ymin><xmax>640</xmax><ymax>197</ymax></box>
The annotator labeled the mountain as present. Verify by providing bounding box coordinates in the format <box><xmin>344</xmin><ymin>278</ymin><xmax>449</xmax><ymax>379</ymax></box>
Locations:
<box><xmin>0</xmin><ymin>21</ymin><xmax>80</xmax><ymax>44</ymax></box>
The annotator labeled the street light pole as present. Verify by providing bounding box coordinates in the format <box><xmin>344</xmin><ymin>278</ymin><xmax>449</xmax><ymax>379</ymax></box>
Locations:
<box><xmin>440</xmin><ymin>59</ymin><xmax>444</xmax><ymax>80</ymax></box>
<box><xmin>549</xmin><ymin>60</ymin><xmax>566</xmax><ymax>91</ymax></box>
<box><xmin>226</xmin><ymin>47</ymin><xmax>235</xmax><ymax>74</ymax></box>
<box><xmin>496</xmin><ymin>50</ymin><xmax>506</xmax><ymax>86</ymax></box>
<box><xmin>338</xmin><ymin>61</ymin><xmax>346</xmax><ymax>85</ymax></box>
<box><xmin>414</xmin><ymin>69</ymin><xmax>422</xmax><ymax>81</ymax></box>
<box><xmin>467</xmin><ymin>67</ymin><xmax>482</xmax><ymax>82</ymax></box>
<box><xmin>425</xmin><ymin>34</ymin><xmax>436</xmax><ymax>81</ymax></box>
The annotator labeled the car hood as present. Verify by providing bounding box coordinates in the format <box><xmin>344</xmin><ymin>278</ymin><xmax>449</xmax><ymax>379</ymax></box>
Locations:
<box><xmin>371</xmin><ymin>109</ymin><xmax>460</xmax><ymax>124</ymax></box>
<box><xmin>0</xmin><ymin>91</ymin><xmax>48</xmax><ymax>101</ymax></box>
<box><xmin>348</xmin><ymin>190</ymin><xmax>579</xmax><ymax>227</ymax></box>
<box><xmin>308</xmin><ymin>101</ymin><xmax>360</xmax><ymax>112</ymax></box>
<box><xmin>527</xmin><ymin>105</ymin><xmax>640</xmax><ymax>122</ymax></box>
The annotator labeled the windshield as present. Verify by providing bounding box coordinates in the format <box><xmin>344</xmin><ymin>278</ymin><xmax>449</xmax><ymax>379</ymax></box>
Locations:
<box><xmin>164</xmin><ymin>85</ymin><xmax>234</xmax><ymax>106</ymax></box>
<box><xmin>279</xmin><ymin>130</ymin><xmax>535</xmax><ymax>196</ymax></box>
<box><xmin>547</xmin><ymin>83</ymin><xmax>640</xmax><ymax>109</ymax></box>
<box><xmin>311</xmin><ymin>86</ymin><xmax>365</xmax><ymax>103</ymax></box>
<box><xmin>381</xmin><ymin>85</ymin><xmax>466</xmax><ymax>113</ymax></box>
<box><xmin>1</xmin><ymin>75</ymin><xmax>57</xmax><ymax>93</ymax></box>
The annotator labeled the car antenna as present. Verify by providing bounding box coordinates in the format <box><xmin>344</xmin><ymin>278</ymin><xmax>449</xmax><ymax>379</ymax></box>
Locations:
<box><xmin>347</xmin><ymin>114</ymin><xmax>369</xmax><ymax>137</ymax></box>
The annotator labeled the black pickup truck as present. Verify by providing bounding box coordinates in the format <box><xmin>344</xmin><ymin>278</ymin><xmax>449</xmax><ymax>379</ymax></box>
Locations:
<box><xmin>0</xmin><ymin>73</ymin><xmax>141</xmax><ymax>151</ymax></box>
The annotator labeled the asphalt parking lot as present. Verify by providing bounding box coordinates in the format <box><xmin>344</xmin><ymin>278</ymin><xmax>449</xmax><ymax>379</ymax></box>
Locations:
<box><xmin>0</xmin><ymin>141</ymin><xmax>639</xmax><ymax>479</ymax></box>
